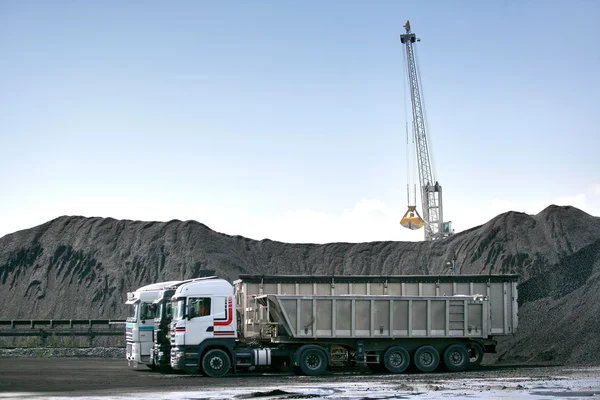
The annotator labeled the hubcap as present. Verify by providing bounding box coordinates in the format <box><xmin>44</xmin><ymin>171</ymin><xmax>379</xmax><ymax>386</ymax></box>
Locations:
<box><xmin>389</xmin><ymin>352</ymin><xmax>404</xmax><ymax>367</ymax></box>
<box><xmin>420</xmin><ymin>352</ymin><xmax>433</xmax><ymax>366</ymax></box>
<box><xmin>306</xmin><ymin>353</ymin><xmax>322</xmax><ymax>370</ymax></box>
<box><xmin>449</xmin><ymin>351</ymin><xmax>463</xmax><ymax>365</ymax></box>
<box><xmin>209</xmin><ymin>356</ymin><xmax>223</xmax><ymax>370</ymax></box>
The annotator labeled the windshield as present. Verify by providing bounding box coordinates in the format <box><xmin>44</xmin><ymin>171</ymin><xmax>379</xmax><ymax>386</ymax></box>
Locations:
<box><xmin>139</xmin><ymin>302</ymin><xmax>157</xmax><ymax>321</ymax></box>
<box><xmin>156</xmin><ymin>301</ymin><xmax>173</xmax><ymax>322</ymax></box>
<box><xmin>126</xmin><ymin>304</ymin><xmax>138</xmax><ymax>321</ymax></box>
<box><xmin>156</xmin><ymin>302</ymin><xmax>164</xmax><ymax>321</ymax></box>
<box><xmin>165</xmin><ymin>301</ymin><xmax>173</xmax><ymax>320</ymax></box>
<box><xmin>172</xmin><ymin>298</ymin><xmax>186</xmax><ymax>320</ymax></box>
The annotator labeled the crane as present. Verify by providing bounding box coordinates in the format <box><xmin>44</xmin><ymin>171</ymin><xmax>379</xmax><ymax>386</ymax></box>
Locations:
<box><xmin>399</xmin><ymin>20</ymin><xmax>453</xmax><ymax>241</ymax></box>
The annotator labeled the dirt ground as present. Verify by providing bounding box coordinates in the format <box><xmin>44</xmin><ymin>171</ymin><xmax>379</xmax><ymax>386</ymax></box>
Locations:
<box><xmin>1</xmin><ymin>358</ymin><xmax>600</xmax><ymax>399</ymax></box>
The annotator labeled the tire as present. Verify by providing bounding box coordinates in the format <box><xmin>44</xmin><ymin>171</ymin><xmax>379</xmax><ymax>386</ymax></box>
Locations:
<box><xmin>467</xmin><ymin>342</ymin><xmax>485</xmax><ymax>368</ymax></box>
<box><xmin>298</xmin><ymin>346</ymin><xmax>328</xmax><ymax>376</ymax></box>
<box><xmin>202</xmin><ymin>349</ymin><xmax>231</xmax><ymax>377</ymax></box>
<box><xmin>146</xmin><ymin>363</ymin><xmax>159</xmax><ymax>371</ymax></box>
<box><xmin>443</xmin><ymin>344</ymin><xmax>469</xmax><ymax>372</ymax></box>
<box><xmin>383</xmin><ymin>346</ymin><xmax>410</xmax><ymax>374</ymax></box>
<box><xmin>413</xmin><ymin>345</ymin><xmax>440</xmax><ymax>373</ymax></box>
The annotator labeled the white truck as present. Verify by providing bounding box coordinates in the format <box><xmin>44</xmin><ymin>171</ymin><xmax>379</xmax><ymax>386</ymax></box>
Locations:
<box><xmin>168</xmin><ymin>274</ymin><xmax>518</xmax><ymax>376</ymax></box>
<box><xmin>125</xmin><ymin>280</ymin><xmax>180</xmax><ymax>368</ymax></box>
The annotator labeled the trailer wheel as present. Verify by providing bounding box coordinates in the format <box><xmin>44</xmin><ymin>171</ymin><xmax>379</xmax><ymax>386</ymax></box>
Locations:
<box><xmin>383</xmin><ymin>346</ymin><xmax>410</xmax><ymax>374</ymax></box>
<box><xmin>202</xmin><ymin>349</ymin><xmax>231</xmax><ymax>377</ymax></box>
<box><xmin>467</xmin><ymin>342</ymin><xmax>485</xmax><ymax>368</ymax></box>
<box><xmin>298</xmin><ymin>346</ymin><xmax>328</xmax><ymax>376</ymax></box>
<box><xmin>414</xmin><ymin>345</ymin><xmax>439</xmax><ymax>372</ymax></box>
<box><xmin>443</xmin><ymin>344</ymin><xmax>469</xmax><ymax>372</ymax></box>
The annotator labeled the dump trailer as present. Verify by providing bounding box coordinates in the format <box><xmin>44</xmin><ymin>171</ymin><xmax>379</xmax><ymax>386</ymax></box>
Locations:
<box><xmin>168</xmin><ymin>274</ymin><xmax>518</xmax><ymax>376</ymax></box>
<box><xmin>125</xmin><ymin>280</ymin><xmax>181</xmax><ymax>368</ymax></box>
<box><xmin>236</xmin><ymin>274</ymin><xmax>518</xmax><ymax>366</ymax></box>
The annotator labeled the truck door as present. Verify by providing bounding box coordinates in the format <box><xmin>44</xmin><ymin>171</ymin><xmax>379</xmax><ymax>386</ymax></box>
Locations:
<box><xmin>186</xmin><ymin>297</ymin><xmax>213</xmax><ymax>345</ymax></box>
<box><xmin>213</xmin><ymin>296</ymin><xmax>236</xmax><ymax>337</ymax></box>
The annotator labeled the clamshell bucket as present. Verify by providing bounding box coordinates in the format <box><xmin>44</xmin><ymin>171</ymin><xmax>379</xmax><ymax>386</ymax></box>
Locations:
<box><xmin>400</xmin><ymin>206</ymin><xmax>424</xmax><ymax>230</ymax></box>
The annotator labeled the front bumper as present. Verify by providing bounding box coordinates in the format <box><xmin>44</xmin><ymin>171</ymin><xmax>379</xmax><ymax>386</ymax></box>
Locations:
<box><xmin>170</xmin><ymin>346</ymin><xmax>200</xmax><ymax>371</ymax></box>
<box><xmin>152</xmin><ymin>344</ymin><xmax>172</xmax><ymax>367</ymax></box>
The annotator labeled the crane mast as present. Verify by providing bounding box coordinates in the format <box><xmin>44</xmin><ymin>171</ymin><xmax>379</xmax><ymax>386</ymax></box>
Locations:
<box><xmin>400</xmin><ymin>21</ymin><xmax>452</xmax><ymax>241</ymax></box>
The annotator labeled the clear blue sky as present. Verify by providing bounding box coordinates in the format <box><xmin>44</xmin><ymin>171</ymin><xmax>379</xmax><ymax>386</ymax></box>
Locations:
<box><xmin>1</xmin><ymin>0</ymin><xmax>599</xmax><ymax>243</ymax></box>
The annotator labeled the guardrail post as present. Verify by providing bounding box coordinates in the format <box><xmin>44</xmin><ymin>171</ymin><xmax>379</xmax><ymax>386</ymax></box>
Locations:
<box><xmin>40</xmin><ymin>329</ymin><xmax>47</xmax><ymax>347</ymax></box>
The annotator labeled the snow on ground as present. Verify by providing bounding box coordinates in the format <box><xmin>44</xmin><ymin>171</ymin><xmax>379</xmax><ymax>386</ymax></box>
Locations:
<box><xmin>4</xmin><ymin>370</ymin><xmax>600</xmax><ymax>400</ymax></box>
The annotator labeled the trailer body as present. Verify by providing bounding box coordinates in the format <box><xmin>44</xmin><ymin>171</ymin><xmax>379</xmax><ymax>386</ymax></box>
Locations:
<box><xmin>236</xmin><ymin>274</ymin><xmax>518</xmax><ymax>340</ymax></box>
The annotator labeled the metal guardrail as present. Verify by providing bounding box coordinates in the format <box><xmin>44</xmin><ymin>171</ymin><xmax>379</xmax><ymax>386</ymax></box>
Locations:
<box><xmin>0</xmin><ymin>319</ymin><xmax>126</xmax><ymax>347</ymax></box>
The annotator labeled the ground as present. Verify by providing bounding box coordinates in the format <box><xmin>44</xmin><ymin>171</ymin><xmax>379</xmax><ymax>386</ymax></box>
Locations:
<box><xmin>1</xmin><ymin>358</ymin><xmax>599</xmax><ymax>399</ymax></box>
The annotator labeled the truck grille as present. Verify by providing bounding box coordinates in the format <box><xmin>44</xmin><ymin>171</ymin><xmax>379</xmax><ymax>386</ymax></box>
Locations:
<box><xmin>126</xmin><ymin>326</ymin><xmax>133</xmax><ymax>342</ymax></box>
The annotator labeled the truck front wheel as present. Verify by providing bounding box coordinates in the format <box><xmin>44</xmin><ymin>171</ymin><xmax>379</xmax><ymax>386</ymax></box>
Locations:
<box><xmin>383</xmin><ymin>346</ymin><xmax>410</xmax><ymax>374</ymax></box>
<box><xmin>414</xmin><ymin>345</ymin><xmax>439</xmax><ymax>372</ymax></box>
<box><xmin>202</xmin><ymin>349</ymin><xmax>231</xmax><ymax>377</ymax></box>
<box><xmin>298</xmin><ymin>346</ymin><xmax>328</xmax><ymax>376</ymax></box>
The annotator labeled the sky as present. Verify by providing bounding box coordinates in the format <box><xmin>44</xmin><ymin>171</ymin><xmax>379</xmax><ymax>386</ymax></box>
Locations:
<box><xmin>1</xmin><ymin>0</ymin><xmax>599</xmax><ymax>243</ymax></box>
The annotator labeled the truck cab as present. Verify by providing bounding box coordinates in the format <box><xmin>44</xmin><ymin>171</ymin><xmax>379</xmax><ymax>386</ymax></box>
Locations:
<box><xmin>169</xmin><ymin>279</ymin><xmax>237</xmax><ymax>375</ymax></box>
<box><xmin>125</xmin><ymin>281</ymin><xmax>180</xmax><ymax>368</ymax></box>
<box><xmin>151</xmin><ymin>277</ymin><xmax>218</xmax><ymax>369</ymax></box>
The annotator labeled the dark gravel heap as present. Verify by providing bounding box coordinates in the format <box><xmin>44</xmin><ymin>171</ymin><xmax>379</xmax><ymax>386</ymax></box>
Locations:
<box><xmin>0</xmin><ymin>347</ymin><xmax>125</xmax><ymax>358</ymax></box>
<box><xmin>1</xmin><ymin>205</ymin><xmax>599</xmax><ymax>365</ymax></box>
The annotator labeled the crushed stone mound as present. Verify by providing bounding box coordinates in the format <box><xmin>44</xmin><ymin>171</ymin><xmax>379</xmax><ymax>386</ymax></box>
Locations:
<box><xmin>0</xmin><ymin>347</ymin><xmax>125</xmax><ymax>358</ymax></box>
<box><xmin>1</xmin><ymin>205</ymin><xmax>599</xmax><ymax>365</ymax></box>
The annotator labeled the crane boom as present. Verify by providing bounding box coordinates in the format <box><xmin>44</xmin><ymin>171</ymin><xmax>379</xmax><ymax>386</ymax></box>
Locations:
<box><xmin>400</xmin><ymin>21</ymin><xmax>452</xmax><ymax>241</ymax></box>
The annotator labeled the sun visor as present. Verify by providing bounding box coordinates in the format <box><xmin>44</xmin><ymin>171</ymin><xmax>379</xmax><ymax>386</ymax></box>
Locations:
<box><xmin>125</xmin><ymin>292</ymin><xmax>139</xmax><ymax>305</ymax></box>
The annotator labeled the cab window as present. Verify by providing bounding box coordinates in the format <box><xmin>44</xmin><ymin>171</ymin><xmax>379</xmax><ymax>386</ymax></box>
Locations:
<box><xmin>189</xmin><ymin>297</ymin><xmax>211</xmax><ymax>318</ymax></box>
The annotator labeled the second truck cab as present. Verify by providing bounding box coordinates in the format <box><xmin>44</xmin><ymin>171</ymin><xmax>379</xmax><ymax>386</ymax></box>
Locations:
<box><xmin>125</xmin><ymin>280</ymin><xmax>180</xmax><ymax>368</ymax></box>
<box><xmin>170</xmin><ymin>279</ymin><xmax>238</xmax><ymax>375</ymax></box>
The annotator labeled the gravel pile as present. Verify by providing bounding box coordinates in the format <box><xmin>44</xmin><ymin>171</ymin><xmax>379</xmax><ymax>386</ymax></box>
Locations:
<box><xmin>0</xmin><ymin>347</ymin><xmax>125</xmax><ymax>358</ymax></box>
<box><xmin>1</xmin><ymin>206</ymin><xmax>600</xmax><ymax>365</ymax></box>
